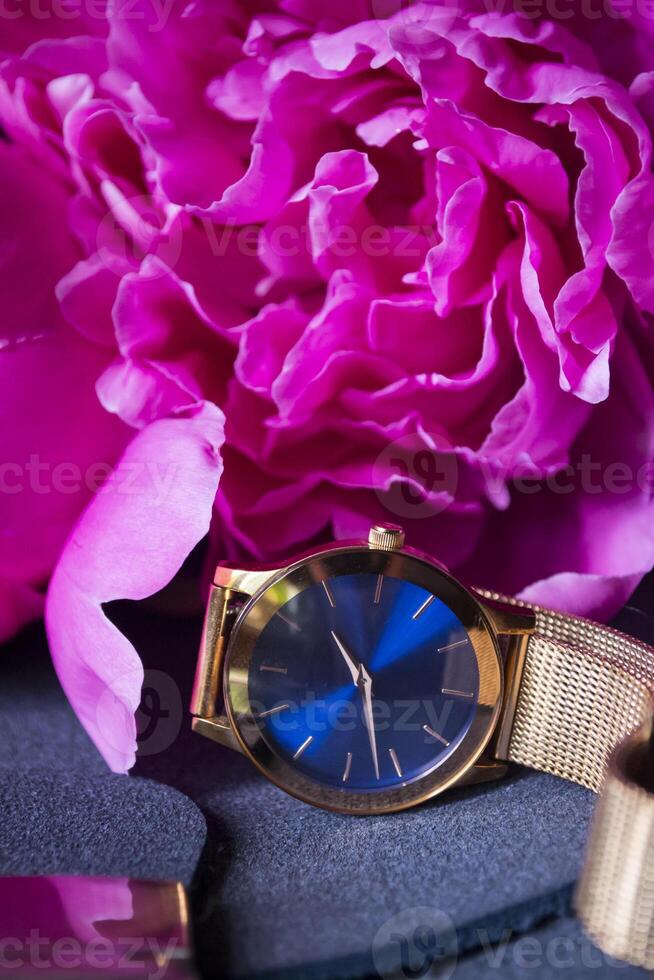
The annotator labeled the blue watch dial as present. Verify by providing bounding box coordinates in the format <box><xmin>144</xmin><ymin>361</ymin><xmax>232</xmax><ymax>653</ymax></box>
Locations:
<box><xmin>248</xmin><ymin>571</ymin><xmax>479</xmax><ymax>792</ymax></box>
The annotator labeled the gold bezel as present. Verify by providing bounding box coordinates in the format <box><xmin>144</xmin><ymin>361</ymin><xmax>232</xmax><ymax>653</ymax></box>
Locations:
<box><xmin>223</xmin><ymin>545</ymin><xmax>503</xmax><ymax>814</ymax></box>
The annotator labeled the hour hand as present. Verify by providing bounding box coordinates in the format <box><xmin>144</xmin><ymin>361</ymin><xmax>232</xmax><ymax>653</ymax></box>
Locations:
<box><xmin>330</xmin><ymin>631</ymin><xmax>360</xmax><ymax>685</ymax></box>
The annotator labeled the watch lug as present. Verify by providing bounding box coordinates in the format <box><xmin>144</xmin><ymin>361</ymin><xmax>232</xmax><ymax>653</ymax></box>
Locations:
<box><xmin>473</xmin><ymin>591</ymin><xmax>535</xmax><ymax>763</ymax></box>
<box><xmin>213</xmin><ymin>564</ymin><xmax>283</xmax><ymax>596</ymax></box>
<box><xmin>473</xmin><ymin>591</ymin><xmax>536</xmax><ymax>636</ymax></box>
<box><xmin>191</xmin><ymin>584</ymin><xmax>240</xmax><ymax>718</ymax></box>
<box><xmin>457</xmin><ymin>757</ymin><xmax>508</xmax><ymax>788</ymax></box>
<box><xmin>192</xmin><ymin>715</ymin><xmax>243</xmax><ymax>754</ymax></box>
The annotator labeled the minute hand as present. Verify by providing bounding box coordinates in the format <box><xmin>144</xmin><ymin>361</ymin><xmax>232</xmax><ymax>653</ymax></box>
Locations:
<box><xmin>357</xmin><ymin>663</ymin><xmax>380</xmax><ymax>781</ymax></box>
<box><xmin>330</xmin><ymin>632</ymin><xmax>380</xmax><ymax>781</ymax></box>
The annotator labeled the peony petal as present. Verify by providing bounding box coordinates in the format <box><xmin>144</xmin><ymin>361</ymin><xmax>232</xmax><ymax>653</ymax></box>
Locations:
<box><xmin>518</xmin><ymin>571</ymin><xmax>645</xmax><ymax>622</ymax></box>
<box><xmin>421</xmin><ymin>98</ymin><xmax>571</xmax><ymax>229</ymax></box>
<box><xmin>235</xmin><ymin>300</ymin><xmax>309</xmax><ymax>395</ymax></box>
<box><xmin>309</xmin><ymin>20</ymin><xmax>392</xmax><ymax>73</ymax></box>
<box><xmin>483</xmin><ymin>241</ymin><xmax>592</xmax><ymax>472</ymax></box>
<box><xmin>271</xmin><ymin>273</ymin><xmax>401</xmax><ymax>423</ymax></box>
<box><xmin>608</xmin><ymin>173</ymin><xmax>654</xmax><ymax>314</ymax></box>
<box><xmin>45</xmin><ymin>404</ymin><xmax>225</xmax><ymax>772</ymax></box>
<box><xmin>3</xmin><ymin>0</ymin><xmax>654</xmax><ymax>655</ymax></box>
<box><xmin>56</xmin><ymin>254</ymin><xmax>122</xmax><ymax>349</ymax></box>
<box><xmin>458</xmin><ymin>326</ymin><xmax>654</xmax><ymax>616</ymax></box>
<box><xmin>0</xmin><ymin>138</ymin><xmax>128</xmax><ymax>639</ymax></box>
<box><xmin>631</xmin><ymin>71</ymin><xmax>654</xmax><ymax>134</ymax></box>
<box><xmin>368</xmin><ymin>295</ymin><xmax>483</xmax><ymax>376</ymax></box>
<box><xmin>0</xmin><ymin>10</ymin><xmax>106</xmax><ymax>60</ymax></box>
<box><xmin>428</xmin><ymin>145</ymin><xmax>504</xmax><ymax>314</ymax></box>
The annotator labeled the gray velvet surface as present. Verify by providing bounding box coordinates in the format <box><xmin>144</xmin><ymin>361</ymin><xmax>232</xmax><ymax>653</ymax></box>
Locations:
<box><xmin>1</xmin><ymin>578</ymin><xmax>652</xmax><ymax>979</ymax></box>
<box><xmin>183</xmin><ymin>761</ymin><xmax>594</xmax><ymax>979</ymax></box>
<box><xmin>0</xmin><ymin>770</ymin><xmax>207</xmax><ymax>883</ymax></box>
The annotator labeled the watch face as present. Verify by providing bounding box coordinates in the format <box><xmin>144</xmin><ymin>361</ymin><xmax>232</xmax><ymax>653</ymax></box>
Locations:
<box><xmin>225</xmin><ymin>547</ymin><xmax>502</xmax><ymax>813</ymax></box>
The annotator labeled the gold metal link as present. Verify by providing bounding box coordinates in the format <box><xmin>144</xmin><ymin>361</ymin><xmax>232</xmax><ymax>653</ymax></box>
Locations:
<box><xmin>481</xmin><ymin>592</ymin><xmax>654</xmax><ymax>966</ymax></box>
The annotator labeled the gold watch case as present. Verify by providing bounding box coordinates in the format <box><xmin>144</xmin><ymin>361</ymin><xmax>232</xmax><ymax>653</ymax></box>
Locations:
<box><xmin>191</xmin><ymin>533</ymin><xmax>534</xmax><ymax>814</ymax></box>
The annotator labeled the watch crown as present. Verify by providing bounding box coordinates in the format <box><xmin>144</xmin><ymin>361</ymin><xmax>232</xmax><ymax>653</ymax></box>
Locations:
<box><xmin>368</xmin><ymin>523</ymin><xmax>406</xmax><ymax>551</ymax></box>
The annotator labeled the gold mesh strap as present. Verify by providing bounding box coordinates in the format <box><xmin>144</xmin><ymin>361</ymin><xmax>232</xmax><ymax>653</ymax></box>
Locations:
<box><xmin>485</xmin><ymin>593</ymin><xmax>654</xmax><ymax>967</ymax></box>
<box><xmin>576</xmin><ymin>727</ymin><xmax>654</xmax><ymax>969</ymax></box>
<box><xmin>506</xmin><ymin>603</ymin><xmax>654</xmax><ymax>790</ymax></box>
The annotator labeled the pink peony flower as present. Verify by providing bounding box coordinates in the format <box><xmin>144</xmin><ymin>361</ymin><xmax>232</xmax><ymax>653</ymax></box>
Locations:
<box><xmin>1</xmin><ymin>0</ymin><xmax>654</xmax><ymax>769</ymax></box>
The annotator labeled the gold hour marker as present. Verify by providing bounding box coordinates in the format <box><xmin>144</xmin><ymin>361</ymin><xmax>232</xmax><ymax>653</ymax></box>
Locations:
<box><xmin>374</xmin><ymin>574</ymin><xmax>383</xmax><ymax>605</ymax></box>
<box><xmin>342</xmin><ymin>751</ymin><xmax>353</xmax><ymax>782</ymax></box>
<box><xmin>389</xmin><ymin>747</ymin><xmax>403</xmax><ymax>778</ymax></box>
<box><xmin>442</xmin><ymin>688</ymin><xmax>474</xmax><ymax>699</ymax></box>
<box><xmin>423</xmin><ymin>724</ymin><xmax>450</xmax><ymax>746</ymax></box>
<box><xmin>258</xmin><ymin>704</ymin><xmax>290</xmax><ymax>718</ymax></box>
<box><xmin>293</xmin><ymin>736</ymin><xmax>313</xmax><ymax>760</ymax></box>
<box><xmin>259</xmin><ymin>665</ymin><xmax>288</xmax><ymax>674</ymax></box>
<box><xmin>438</xmin><ymin>639</ymin><xmax>468</xmax><ymax>652</ymax></box>
<box><xmin>412</xmin><ymin>595</ymin><xmax>434</xmax><ymax>620</ymax></box>
<box><xmin>322</xmin><ymin>580</ymin><xmax>336</xmax><ymax>608</ymax></box>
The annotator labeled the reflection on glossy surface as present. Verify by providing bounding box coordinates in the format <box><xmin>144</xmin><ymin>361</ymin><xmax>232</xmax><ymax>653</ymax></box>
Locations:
<box><xmin>0</xmin><ymin>876</ymin><xmax>194</xmax><ymax>977</ymax></box>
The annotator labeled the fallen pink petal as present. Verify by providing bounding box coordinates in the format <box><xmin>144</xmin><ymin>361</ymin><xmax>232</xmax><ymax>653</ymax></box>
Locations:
<box><xmin>46</xmin><ymin>404</ymin><xmax>224</xmax><ymax>771</ymax></box>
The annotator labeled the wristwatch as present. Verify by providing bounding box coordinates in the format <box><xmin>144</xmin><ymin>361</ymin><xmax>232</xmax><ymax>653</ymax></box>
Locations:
<box><xmin>190</xmin><ymin>523</ymin><xmax>654</xmax><ymax>967</ymax></box>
